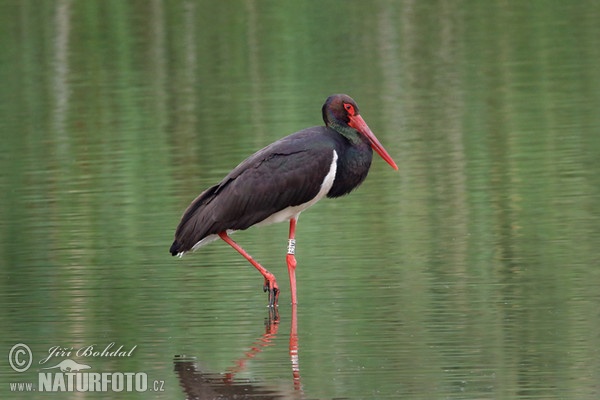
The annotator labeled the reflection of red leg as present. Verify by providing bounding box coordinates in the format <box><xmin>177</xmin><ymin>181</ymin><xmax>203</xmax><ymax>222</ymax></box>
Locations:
<box><xmin>290</xmin><ymin>303</ymin><xmax>302</xmax><ymax>391</ymax></box>
<box><xmin>224</xmin><ymin>310</ymin><xmax>280</xmax><ymax>384</ymax></box>
<box><xmin>219</xmin><ymin>232</ymin><xmax>279</xmax><ymax>307</ymax></box>
<box><xmin>287</xmin><ymin>218</ymin><xmax>298</xmax><ymax>305</ymax></box>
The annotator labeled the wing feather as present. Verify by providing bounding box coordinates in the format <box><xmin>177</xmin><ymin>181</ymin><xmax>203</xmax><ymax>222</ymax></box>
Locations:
<box><xmin>171</xmin><ymin>128</ymin><xmax>337</xmax><ymax>254</ymax></box>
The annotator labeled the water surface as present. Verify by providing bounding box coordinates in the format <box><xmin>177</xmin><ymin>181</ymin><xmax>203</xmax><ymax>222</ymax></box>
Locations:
<box><xmin>1</xmin><ymin>1</ymin><xmax>599</xmax><ymax>399</ymax></box>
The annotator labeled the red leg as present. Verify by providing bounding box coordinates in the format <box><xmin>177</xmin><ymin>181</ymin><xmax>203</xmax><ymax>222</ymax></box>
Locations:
<box><xmin>287</xmin><ymin>218</ymin><xmax>298</xmax><ymax>305</ymax></box>
<box><xmin>219</xmin><ymin>232</ymin><xmax>279</xmax><ymax>307</ymax></box>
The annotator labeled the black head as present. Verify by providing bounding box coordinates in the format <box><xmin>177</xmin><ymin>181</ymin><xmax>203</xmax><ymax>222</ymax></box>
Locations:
<box><xmin>321</xmin><ymin>94</ymin><xmax>398</xmax><ymax>170</ymax></box>
<box><xmin>322</xmin><ymin>94</ymin><xmax>359</xmax><ymax>128</ymax></box>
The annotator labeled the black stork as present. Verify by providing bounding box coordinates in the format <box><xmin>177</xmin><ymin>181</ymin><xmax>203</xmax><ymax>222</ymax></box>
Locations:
<box><xmin>170</xmin><ymin>94</ymin><xmax>398</xmax><ymax>307</ymax></box>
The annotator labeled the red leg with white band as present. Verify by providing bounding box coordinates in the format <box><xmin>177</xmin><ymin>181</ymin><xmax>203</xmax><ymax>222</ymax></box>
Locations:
<box><xmin>287</xmin><ymin>217</ymin><xmax>298</xmax><ymax>305</ymax></box>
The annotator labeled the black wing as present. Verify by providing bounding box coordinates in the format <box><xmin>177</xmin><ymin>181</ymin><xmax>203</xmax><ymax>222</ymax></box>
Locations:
<box><xmin>171</xmin><ymin>128</ymin><xmax>336</xmax><ymax>254</ymax></box>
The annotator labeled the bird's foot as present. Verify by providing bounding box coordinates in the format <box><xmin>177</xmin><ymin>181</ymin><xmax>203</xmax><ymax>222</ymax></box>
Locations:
<box><xmin>263</xmin><ymin>276</ymin><xmax>279</xmax><ymax>308</ymax></box>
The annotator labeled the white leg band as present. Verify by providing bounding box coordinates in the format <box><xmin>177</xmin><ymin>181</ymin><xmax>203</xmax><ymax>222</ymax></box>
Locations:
<box><xmin>287</xmin><ymin>239</ymin><xmax>296</xmax><ymax>255</ymax></box>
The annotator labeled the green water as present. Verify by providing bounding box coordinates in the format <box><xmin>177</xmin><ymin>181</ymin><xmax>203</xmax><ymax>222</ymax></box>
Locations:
<box><xmin>1</xmin><ymin>1</ymin><xmax>599</xmax><ymax>399</ymax></box>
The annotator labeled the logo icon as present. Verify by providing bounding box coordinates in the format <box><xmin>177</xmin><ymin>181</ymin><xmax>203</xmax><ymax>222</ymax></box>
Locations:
<box><xmin>9</xmin><ymin>343</ymin><xmax>32</xmax><ymax>373</ymax></box>
<box><xmin>42</xmin><ymin>359</ymin><xmax>91</xmax><ymax>372</ymax></box>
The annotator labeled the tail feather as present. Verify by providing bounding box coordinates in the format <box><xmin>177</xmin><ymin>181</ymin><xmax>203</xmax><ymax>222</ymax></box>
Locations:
<box><xmin>169</xmin><ymin>241</ymin><xmax>182</xmax><ymax>256</ymax></box>
<box><xmin>170</xmin><ymin>184</ymin><xmax>220</xmax><ymax>256</ymax></box>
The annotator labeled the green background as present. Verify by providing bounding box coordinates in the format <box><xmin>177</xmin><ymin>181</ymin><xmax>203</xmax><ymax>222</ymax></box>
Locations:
<box><xmin>1</xmin><ymin>1</ymin><xmax>599</xmax><ymax>399</ymax></box>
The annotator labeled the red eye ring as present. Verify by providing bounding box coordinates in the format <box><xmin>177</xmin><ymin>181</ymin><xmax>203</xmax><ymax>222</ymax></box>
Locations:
<box><xmin>343</xmin><ymin>103</ymin><xmax>355</xmax><ymax>115</ymax></box>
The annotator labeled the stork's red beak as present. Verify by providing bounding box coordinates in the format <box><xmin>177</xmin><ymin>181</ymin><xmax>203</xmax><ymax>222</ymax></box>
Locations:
<box><xmin>349</xmin><ymin>115</ymin><xmax>398</xmax><ymax>170</ymax></box>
